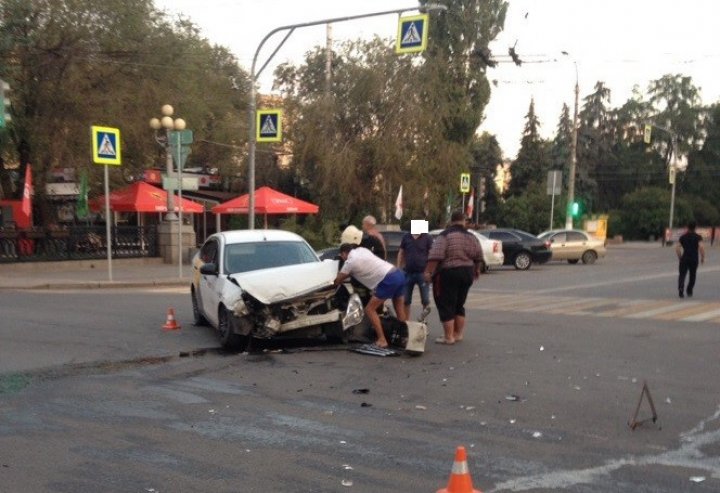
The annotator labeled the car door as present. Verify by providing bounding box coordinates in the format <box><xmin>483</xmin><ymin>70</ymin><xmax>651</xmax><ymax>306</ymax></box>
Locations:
<box><xmin>549</xmin><ymin>232</ymin><xmax>568</xmax><ymax>260</ymax></box>
<box><xmin>565</xmin><ymin>231</ymin><xmax>589</xmax><ymax>259</ymax></box>
<box><xmin>197</xmin><ymin>238</ymin><xmax>221</xmax><ymax>327</ymax></box>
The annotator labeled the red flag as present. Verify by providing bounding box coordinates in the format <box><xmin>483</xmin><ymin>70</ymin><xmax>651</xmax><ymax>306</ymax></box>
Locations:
<box><xmin>466</xmin><ymin>186</ymin><xmax>474</xmax><ymax>219</ymax></box>
<box><xmin>21</xmin><ymin>164</ymin><xmax>32</xmax><ymax>218</ymax></box>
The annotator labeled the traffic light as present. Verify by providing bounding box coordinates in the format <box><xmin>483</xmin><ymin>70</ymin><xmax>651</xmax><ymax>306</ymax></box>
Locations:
<box><xmin>571</xmin><ymin>201</ymin><xmax>580</xmax><ymax>217</ymax></box>
<box><xmin>0</xmin><ymin>78</ymin><xmax>10</xmax><ymax>128</ymax></box>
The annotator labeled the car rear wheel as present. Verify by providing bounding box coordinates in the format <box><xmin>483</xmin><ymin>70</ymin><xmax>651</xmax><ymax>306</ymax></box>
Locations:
<box><xmin>218</xmin><ymin>306</ymin><xmax>249</xmax><ymax>351</ymax></box>
<box><xmin>581</xmin><ymin>250</ymin><xmax>598</xmax><ymax>264</ymax></box>
<box><xmin>513</xmin><ymin>251</ymin><xmax>532</xmax><ymax>270</ymax></box>
<box><xmin>567</xmin><ymin>259</ymin><xmax>579</xmax><ymax>264</ymax></box>
<box><xmin>191</xmin><ymin>289</ymin><xmax>208</xmax><ymax>326</ymax></box>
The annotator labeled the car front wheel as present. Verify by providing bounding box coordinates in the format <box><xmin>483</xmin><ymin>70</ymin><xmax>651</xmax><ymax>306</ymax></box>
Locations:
<box><xmin>218</xmin><ymin>306</ymin><xmax>249</xmax><ymax>351</ymax></box>
<box><xmin>514</xmin><ymin>251</ymin><xmax>532</xmax><ymax>270</ymax></box>
<box><xmin>581</xmin><ymin>250</ymin><xmax>598</xmax><ymax>264</ymax></box>
<box><xmin>568</xmin><ymin>259</ymin><xmax>580</xmax><ymax>264</ymax></box>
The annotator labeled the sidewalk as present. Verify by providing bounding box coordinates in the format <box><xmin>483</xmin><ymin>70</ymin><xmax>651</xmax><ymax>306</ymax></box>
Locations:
<box><xmin>0</xmin><ymin>257</ymin><xmax>191</xmax><ymax>290</ymax></box>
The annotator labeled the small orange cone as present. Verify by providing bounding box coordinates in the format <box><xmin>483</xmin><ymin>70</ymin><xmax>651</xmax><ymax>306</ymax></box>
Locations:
<box><xmin>437</xmin><ymin>446</ymin><xmax>482</xmax><ymax>493</ymax></box>
<box><xmin>162</xmin><ymin>307</ymin><xmax>181</xmax><ymax>331</ymax></box>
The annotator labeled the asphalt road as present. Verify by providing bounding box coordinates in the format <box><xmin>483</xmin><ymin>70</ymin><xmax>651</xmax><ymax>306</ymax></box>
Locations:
<box><xmin>1</xmin><ymin>244</ymin><xmax>719</xmax><ymax>492</ymax></box>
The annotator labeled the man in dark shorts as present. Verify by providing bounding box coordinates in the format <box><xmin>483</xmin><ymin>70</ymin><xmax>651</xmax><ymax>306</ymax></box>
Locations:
<box><xmin>333</xmin><ymin>243</ymin><xmax>407</xmax><ymax>348</ymax></box>
<box><xmin>676</xmin><ymin>221</ymin><xmax>705</xmax><ymax>298</ymax></box>
<box><xmin>423</xmin><ymin>211</ymin><xmax>483</xmax><ymax>344</ymax></box>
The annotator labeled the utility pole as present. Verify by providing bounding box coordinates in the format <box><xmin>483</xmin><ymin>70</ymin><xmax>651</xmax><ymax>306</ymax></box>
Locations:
<box><xmin>565</xmin><ymin>65</ymin><xmax>579</xmax><ymax>229</ymax></box>
<box><xmin>325</xmin><ymin>24</ymin><xmax>333</xmax><ymax>96</ymax></box>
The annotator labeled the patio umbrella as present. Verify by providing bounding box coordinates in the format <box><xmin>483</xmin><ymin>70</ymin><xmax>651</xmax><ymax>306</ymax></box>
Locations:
<box><xmin>212</xmin><ymin>186</ymin><xmax>319</xmax><ymax>229</ymax></box>
<box><xmin>90</xmin><ymin>182</ymin><xmax>204</xmax><ymax>213</ymax></box>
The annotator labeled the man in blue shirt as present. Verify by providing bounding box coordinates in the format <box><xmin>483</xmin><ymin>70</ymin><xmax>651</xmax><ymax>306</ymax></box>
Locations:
<box><xmin>397</xmin><ymin>231</ymin><xmax>434</xmax><ymax>320</ymax></box>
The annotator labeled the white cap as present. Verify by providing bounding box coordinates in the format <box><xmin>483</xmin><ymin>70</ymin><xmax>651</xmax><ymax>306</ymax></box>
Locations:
<box><xmin>340</xmin><ymin>225</ymin><xmax>363</xmax><ymax>245</ymax></box>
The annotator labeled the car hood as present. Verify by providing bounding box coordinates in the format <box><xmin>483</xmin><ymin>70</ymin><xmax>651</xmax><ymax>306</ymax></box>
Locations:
<box><xmin>229</xmin><ymin>260</ymin><xmax>339</xmax><ymax>305</ymax></box>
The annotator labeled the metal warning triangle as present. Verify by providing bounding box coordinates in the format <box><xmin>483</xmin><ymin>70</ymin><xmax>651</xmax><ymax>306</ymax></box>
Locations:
<box><xmin>402</xmin><ymin>22</ymin><xmax>422</xmax><ymax>45</ymax></box>
<box><xmin>628</xmin><ymin>381</ymin><xmax>659</xmax><ymax>430</ymax></box>
<box><xmin>98</xmin><ymin>134</ymin><xmax>116</xmax><ymax>157</ymax></box>
<box><xmin>260</xmin><ymin>115</ymin><xmax>277</xmax><ymax>135</ymax></box>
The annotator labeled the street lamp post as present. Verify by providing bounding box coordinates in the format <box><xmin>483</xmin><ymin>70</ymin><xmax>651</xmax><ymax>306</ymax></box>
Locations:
<box><xmin>150</xmin><ymin>104</ymin><xmax>186</xmax><ymax>221</ymax></box>
<box><xmin>562</xmin><ymin>52</ymin><xmax>579</xmax><ymax>230</ymax></box>
<box><xmin>246</xmin><ymin>4</ymin><xmax>447</xmax><ymax>229</ymax></box>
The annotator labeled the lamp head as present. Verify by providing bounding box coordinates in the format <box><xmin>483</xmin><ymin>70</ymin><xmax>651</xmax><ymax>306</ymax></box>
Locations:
<box><xmin>174</xmin><ymin>118</ymin><xmax>186</xmax><ymax>130</ymax></box>
<box><xmin>161</xmin><ymin>104</ymin><xmax>174</xmax><ymax>117</ymax></box>
<box><xmin>161</xmin><ymin>116</ymin><xmax>174</xmax><ymax>129</ymax></box>
<box><xmin>149</xmin><ymin>117</ymin><xmax>161</xmax><ymax>130</ymax></box>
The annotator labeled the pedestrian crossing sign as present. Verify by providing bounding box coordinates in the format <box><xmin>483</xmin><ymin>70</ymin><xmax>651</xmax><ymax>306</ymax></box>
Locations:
<box><xmin>91</xmin><ymin>126</ymin><xmax>121</xmax><ymax>165</ymax></box>
<box><xmin>256</xmin><ymin>109</ymin><xmax>282</xmax><ymax>142</ymax></box>
<box><xmin>396</xmin><ymin>14</ymin><xmax>428</xmax><ymax>54</ymax></box>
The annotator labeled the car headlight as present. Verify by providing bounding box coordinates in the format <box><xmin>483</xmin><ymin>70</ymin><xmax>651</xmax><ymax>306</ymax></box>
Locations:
<box><xmin>342</xmin><ymin>293</ymin><xmax>364</xmax><ymax>329</ymax></box>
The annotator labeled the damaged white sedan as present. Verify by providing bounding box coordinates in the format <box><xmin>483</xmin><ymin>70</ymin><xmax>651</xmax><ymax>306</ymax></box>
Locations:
<box><xmin>191</xmin><ymin>230</ymin><xmax>364</xmax><ymax>350</ymax></box>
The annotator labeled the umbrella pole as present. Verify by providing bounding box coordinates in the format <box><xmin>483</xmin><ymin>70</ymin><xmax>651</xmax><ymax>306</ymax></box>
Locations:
<box><xmin>216</xmin><ymin>213</ymin><xmax>221</xmax><ymax>233</ymax></box>
<box><xmin>264</xmin><ymin>213</ymin><xmax>268</xmax><ymax>230</ymax></box>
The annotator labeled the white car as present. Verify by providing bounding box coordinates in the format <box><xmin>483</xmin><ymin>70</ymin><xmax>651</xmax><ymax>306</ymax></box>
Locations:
<box><xmin>191</xmin><ymin>230</ymin><xmax>364</xmax><ymax>350</ymax></box>
<box><xmin>429</xmin><ymin>229</ymin><xmax>504</xmax><ymax>272</ymax></box>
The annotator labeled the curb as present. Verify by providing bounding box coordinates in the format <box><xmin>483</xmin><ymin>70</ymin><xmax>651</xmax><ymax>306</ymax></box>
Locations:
<box><xmin>2</xmin><ymin>279</ymin><xmax>191</xmax><ymax>291</ymax></box>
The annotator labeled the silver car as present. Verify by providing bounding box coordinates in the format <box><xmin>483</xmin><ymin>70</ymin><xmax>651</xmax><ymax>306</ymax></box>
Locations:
<box><xmin>538</xmin><ymin>229</ymin><xmax>607</xmax><ymax>264</ymax></box>
<box><xmin>191</xmin><ymin>230</ymin><xmax>364</xmax><ymax>350</ymax></box>
<box><xmin>430</xmin><ymin>229</ymin><xmax>504</xmax><ymax>272</ymax></box>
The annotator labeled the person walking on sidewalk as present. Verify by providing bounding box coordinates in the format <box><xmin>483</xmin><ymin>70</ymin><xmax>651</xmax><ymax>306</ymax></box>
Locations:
<box><xmin>423</xmin><ymin>211</ymin><xmax>483</xmax><ymax>345</ymax></box>
<box><xmin>397</xmin><ymin>230</ymin><xmax>433</xmax><ymax>320</ymax></box>
<box><xmin>676</xmin><ymin>221</ymin><xmax>705</xmax><ymax>298</ymax></box>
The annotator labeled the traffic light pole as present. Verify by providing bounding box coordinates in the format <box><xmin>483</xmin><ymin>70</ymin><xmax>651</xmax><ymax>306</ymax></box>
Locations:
<box><xmin>565</xmin><ymin>68</ymin><xmax>579</xmax><ymax>229</ymax></box>
<box><xmin>247</xmin><ymin>4</ymin><xmax>447</xmax><ymax>229</ymax></box>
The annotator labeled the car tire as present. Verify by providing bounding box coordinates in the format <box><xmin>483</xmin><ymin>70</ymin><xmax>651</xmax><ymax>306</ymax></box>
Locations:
<box><xmin>218</xmin><ymin>306</ymin><xmax>249</xmax><ymax>351</ymax></box>
<box><xmin>480</xmin><ymin>260</ymin><xmax>487</xmax><ymax>273</ymax></box>
<box><xmin>567</xmin><ymin>259</ymin><xmax>580</xmax><ymax>265</ymax></box>
<box><xmin>191</xmin><ymin>289</ymin><xmax>208</xmax><ymax>326</ymax></box>
<box><xmin>513</xmin><ymin>251</ymin><xmax>532</xmax><ymax>270</ymax></box>
<box><xmin>581</xmin><ymin>250</ymin><xmax>598</xmax><ymax>264</ymax></box>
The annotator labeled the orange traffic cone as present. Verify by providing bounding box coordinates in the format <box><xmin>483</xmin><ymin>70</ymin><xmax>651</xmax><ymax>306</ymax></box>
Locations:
<box><xmin>162</xmin><ymin>307</ymin><xmax>181</xmax><ymax>331</ymax></box>
<box><xmin>437</xmin><ymin>446</ymin><xmax>482</xmax><ymax>493</ymax></box>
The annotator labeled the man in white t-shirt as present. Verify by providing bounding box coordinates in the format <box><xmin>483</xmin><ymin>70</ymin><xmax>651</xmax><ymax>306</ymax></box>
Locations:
<box><xmin>333</xmin><ymin>243</ymin><xmax>407</xmax><ymax>348</ymax></box>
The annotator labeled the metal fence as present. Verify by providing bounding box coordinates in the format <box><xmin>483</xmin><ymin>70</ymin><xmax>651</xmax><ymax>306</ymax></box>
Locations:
<box><xmin>0</xmin><ymin>225</ymin><xmax>158</xmax><ymax>263</ymax></box>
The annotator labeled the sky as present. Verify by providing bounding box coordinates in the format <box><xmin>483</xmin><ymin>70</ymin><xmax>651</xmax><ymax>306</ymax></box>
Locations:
<box><xmin>154</xmin><ymin>0</ymin><xmax>720</xmax><ymax>159</ymax></box>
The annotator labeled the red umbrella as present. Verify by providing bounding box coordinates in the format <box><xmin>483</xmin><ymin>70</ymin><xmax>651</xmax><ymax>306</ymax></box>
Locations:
<box><xmin>90</xmin><ymin>182</ymin><xmax>204</xmax><ymax>213</ymax></box>
<box><xmin>212</xmin><ymin>186</ymin><xmax>319</xmax><ymax>229</ymax></box>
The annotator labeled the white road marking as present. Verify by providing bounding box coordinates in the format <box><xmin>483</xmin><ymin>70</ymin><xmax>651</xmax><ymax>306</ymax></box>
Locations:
<box><xmin>489</xmin><ymin>405</ymin><xmax>720</xmax><ymax>492</ymax></box>
<box><xmin>626</xmin><ymin>301</ymin><xmax>700</xmax><ymax>319</ymax></box>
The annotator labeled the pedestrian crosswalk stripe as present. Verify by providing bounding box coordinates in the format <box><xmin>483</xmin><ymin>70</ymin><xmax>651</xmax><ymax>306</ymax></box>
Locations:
<box><xmin>465</xmin><ymin>292</ymin><xmax>720</xmax><ymax>325</ymax></box>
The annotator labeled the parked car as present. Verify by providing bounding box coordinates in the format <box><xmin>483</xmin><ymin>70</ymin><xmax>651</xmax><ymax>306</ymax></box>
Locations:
<box><xmin>538</xmin><ymin>229</ymin><xmax>606</xmax><ymax>264</ymax></box>
<box><xmin>478</xmin><ymin>228</ymin><xmax>552</xmax><ymax>270</ymax></box>
<box><xmin>318</xmin><ymin>230</ymin><xmax>406</xmax><ymax>263</ymax></box>
<box><xmin>429</xmin><ymin>229</ymin><xmax>504</xmax><ymax>272</ymax></box>
<box><xmin>191</xmin><ymin>230</ymin><xmax>364</xmax><ymax>350</ymax></box>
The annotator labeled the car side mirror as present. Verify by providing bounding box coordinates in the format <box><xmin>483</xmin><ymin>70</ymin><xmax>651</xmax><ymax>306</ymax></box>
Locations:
<box><xmin>200</xmin><ymin>262</ymin><xmax>218</xmax><ymax>276</ymax></box>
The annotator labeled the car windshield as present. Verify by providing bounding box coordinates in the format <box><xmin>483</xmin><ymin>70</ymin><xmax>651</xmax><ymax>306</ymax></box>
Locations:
<box><xmin>224</xmin><ymin>241</ymin><xmax>318</xmax><ymax>274</ymax></box>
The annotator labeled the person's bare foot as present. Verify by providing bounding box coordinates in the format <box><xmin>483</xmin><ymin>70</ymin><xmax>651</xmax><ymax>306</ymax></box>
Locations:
<box><xmin>453</xmin><ymin>333</ymin><xmax>464</xmax><ymax>342</ymax></box>
<box><xmin>375</xmin><ymin>339</ymin><xmax>389</xmax><ymax>348</ymax></box>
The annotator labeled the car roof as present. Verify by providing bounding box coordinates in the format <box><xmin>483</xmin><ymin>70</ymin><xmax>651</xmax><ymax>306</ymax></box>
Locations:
<box><xmin>539</xmin><ymin>229</ymin><xmax>588</xmax><ymax>235</ymax></box>
<box><xmin>213</xmin><ymin>229</ymin><xmax>308</xmax><ymax>245</ymax></box>
<box><xmin>429</xmin><ymin>229</ymin><xmax>490</xmax><ymax>240</ymax></box>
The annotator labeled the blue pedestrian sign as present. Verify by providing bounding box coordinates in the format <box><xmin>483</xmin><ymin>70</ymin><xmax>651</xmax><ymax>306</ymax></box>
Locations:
<box><xmin>256</xmin><ymin>109</ymin><xmax>282</xmax><ymax>143</ymax></box>
<box><xmin>91</xmin><ymin>126</ymin><xmax>121</xmax><ymax>165</ymax></box>
<box><xmin>396</xmin><ymin>14</ymin><xmax>429</xmax><ymax>54</ymax></box>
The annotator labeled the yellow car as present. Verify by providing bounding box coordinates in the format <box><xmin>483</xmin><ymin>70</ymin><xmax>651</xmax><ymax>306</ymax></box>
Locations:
<box><xmin>538</xmin><ymin>229</ymin><xmax>606</xmax><ymax>264</ymax></box>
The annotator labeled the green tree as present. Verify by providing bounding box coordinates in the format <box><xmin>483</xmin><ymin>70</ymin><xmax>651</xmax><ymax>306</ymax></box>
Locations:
<box><xmin>617</xmin><ymin>187</ymin><xmax>692</xmax><ymax>240</ymax></box>
<box><xmin>495</xmin><ymin>182</ymin><xmax>552</xmax><ymax>234</ymax></box>
<box><xmin>577</xmin><ymin>81</ymin><xmax>613</xmax><ymax>212</ymax></box>
<box><xmin>506</xmin><ymin>99</ymin><xmax>550</xmax><ymax>197</ymax></box>
<box><xmin>0</xmin><ymin>0</ymin><xmax>248</xmax><ymax>219</ymax></box>
<box><xmin>470</xmin><ymin>132</ymin><xmax>501</xmax><ymax>222</ymax></box>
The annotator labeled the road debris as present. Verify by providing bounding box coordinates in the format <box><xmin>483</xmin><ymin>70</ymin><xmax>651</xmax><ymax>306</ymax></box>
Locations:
<box><xmin>689</xmin><ymin>476</ymin><xmax>705</xmax><ymax>483</ymax></box>
<box><xmin>539</xmin><ymin>346</ymin><xmax>544</xmax><ymax>351</ymax></box>
<box><xmin>352</xmin><ymin>388</ymin><xmax>369</xmax><ymax>394</ymax></box>
<box><xmin>361</xmin><ymin>402</ymin><xmax>372</xmax><ymax>407</ymax></box>
<box><xmin>415</xmin><ymin>405</ymin><xmax>427</xmax><ymax>410</ymax></box>
<box><xmin>505</xmin><ymin>394</ymin><xmax>520</xmax><ymax>402</ymax></box>
<box><xmin>341</xmin><ymin>479</ymin><xmax>353</xmax><ymax>487</ymax></box>
<box><xmin>532</xmin><ymin>432</ymin><xmax>543</xmax><ymax>439</ymax></box>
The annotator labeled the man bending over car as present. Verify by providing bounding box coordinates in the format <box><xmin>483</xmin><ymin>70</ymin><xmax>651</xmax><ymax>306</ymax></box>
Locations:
<box><xmin>333</xmin><ymin>243</ymin><xmax>407</xmax><ymax>348</ymax></box>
